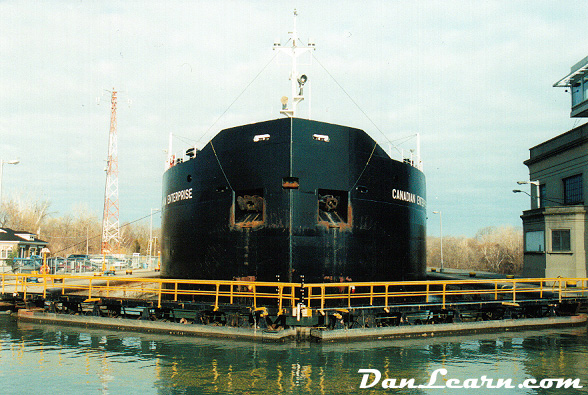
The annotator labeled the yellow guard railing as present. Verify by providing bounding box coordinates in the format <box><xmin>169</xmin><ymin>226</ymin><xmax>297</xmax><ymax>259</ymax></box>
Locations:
<box><xmin>1</xmin><ymin>273</ymin><xmax>586</xmax><ymax>312</ymax></box>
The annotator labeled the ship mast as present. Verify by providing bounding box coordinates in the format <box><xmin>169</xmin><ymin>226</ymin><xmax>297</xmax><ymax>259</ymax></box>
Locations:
<box><xmin>274</xmin><ymin>9</ymin><xmax>315</xmax><ymax>118</ymax></box>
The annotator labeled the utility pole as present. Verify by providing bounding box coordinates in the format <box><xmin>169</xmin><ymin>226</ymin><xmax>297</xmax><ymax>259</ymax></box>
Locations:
<box><xmin>0</xmin><ymin>159</ymin><xmax>20</xmax><ymax>205</ymax></box>
<box><xmin>101</xmin><ymin>89</ymin><xmax>121</xmax><ymax>255</ymax></box>
<box><xmin>433</xmin><ymin>211</ymin><xmax>443</xmax><ymax>272</ymax></box>
<box><xmin>148</xmin><ymin>208</ymin><xmax>160</xmax><ymax>268</ymax></box>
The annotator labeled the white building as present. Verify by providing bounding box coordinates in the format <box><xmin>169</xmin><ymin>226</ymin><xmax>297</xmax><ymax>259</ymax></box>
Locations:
<box><xmin>521</xmin><ymin>56</ymin><xmax>588</xmax><ymax>278</ymax></box>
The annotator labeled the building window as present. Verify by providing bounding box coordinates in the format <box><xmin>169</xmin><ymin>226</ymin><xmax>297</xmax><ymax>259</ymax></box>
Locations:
<box><xmin>563</xmin><ymin>174</ymin><xmax>583</xmax><ymax>205</ymax></box>
<box><xmin>539</xmin><ymin>184</ymin><xmax>546</xmax><ymax>208</ymax></box>
<box><xmin>1</xmin><ymin>247</ymin><xmax>12</xmax><ymax>261</ymax></box>
<box><xmin>572</xmin><ymin>81</ymin><xmax>583</xmax><ymax>106</ymax></box>
<box><xmin>525</xmin><ymin>231</ymin><xmax>544</xmax><ymax>252</ymax></box>
<box><xmin>552</xmin><ymin>229</ymin><xmax>571</xmax><ymax>252</ymax></box>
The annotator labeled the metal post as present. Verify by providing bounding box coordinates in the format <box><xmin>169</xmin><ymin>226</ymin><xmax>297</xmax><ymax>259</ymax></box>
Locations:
<box><xmin>148</xmin><ymin>209</ymin><xmax>160</xmax><ymax>269</ymax></box>
<box><xmin>442</xmin><ymin>283</ymin><xmax>446</xmax><ymax>309</ymax></box>
<box><xmin>0</xmin><ymin>159</ymin><xmax>19</xmax><ymax>206</ymax></box>
<box><xmin>433</xmin><ymin>211</ymin><xmax>444</xmax><ymax>272</ymax></box>
<box><xmin>149</xmin><ymin>208</ymin><xmax>154</xmax><ymax>266</ymax></box>
<box><xmin>158</xmin><ymin>281</ymin><xmax>162</xmax><ymax>309</ymax></box>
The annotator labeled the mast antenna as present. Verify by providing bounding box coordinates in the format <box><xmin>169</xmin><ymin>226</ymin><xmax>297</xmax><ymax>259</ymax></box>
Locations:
<box><xmin>274</xmin><ymin>9</ymin><xmax>315</xmax><ymax>118</ymax></box>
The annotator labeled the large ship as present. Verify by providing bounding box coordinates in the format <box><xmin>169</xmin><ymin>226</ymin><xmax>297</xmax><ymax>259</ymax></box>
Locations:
<box><xmin>161</xmin><ymin>12</ymin><xmax>426</xmax><ymax>283</ymax></box>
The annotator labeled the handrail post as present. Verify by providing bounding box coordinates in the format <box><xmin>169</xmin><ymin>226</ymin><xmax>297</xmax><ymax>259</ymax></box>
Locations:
<box><xmin>278</xmin><ymin>286</ymin><xmax>283</xmax><ymax>313</ymax></box>
<box><xmin>426</xmin><ymin>283</ymin><xmax>429</xmax><ymax>303</ymax></box>
<box><xmin>214</xmin><ymin>282</ymin><xmax>220</xmax><ymax>311</ymax></box>
<box><xmin>253</xmin><ymin>284</ymin><xmax>257</xmax><ymax>309</ymax></box>
<box><xmin>512</xmin><ymin>280</ymin><xmax>516</xmax><ymax>303</ymax></box>
<box><xmin>174</xmin><ymin>282</ymin><xmax>178</xmax><ymax>302</ymax></box>
<box><xmin>442</xmin><ymin>283</ymin><xmax>446</xmax><ymax>309</ymax></box>
<box><xmin>23</xmin><ymin>275</ymin><xmax>27</xmax><ymax>300</ymax></box>
<box><xmin>158</xmin><ymin>281</ymin><xmax>162</xmax><ymax>309</ymax></box>
<box><xmin>559</xmin><ymin>279</ymin><xmax>562</xmax><ymax>303</ymax></box>
<box><xmin>347</xmin><ymin>284</ymin><xmax>351</xmax><ymax>309</ymax></box>
<box><xmin>385</xmin><ymin>284</ymin><xmax>389</xmax><ymax>310</ymax></box>
<box><xmin>370</xmin><ymin>285</ymin><xmax>374</xmax><ymax>305</ymax></box>
<box><xmin>321</xmin><ymin>285</ymin><xmax>325</xmax><ymax>310</ymax></box>
<box><xmin>494</xmin><ymin>282</ymin><xmax>498</xmax><ymax>300</ymax></box>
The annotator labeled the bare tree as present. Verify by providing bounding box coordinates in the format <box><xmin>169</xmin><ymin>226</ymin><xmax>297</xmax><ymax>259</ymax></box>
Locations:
<box><xmin>0</xmin><ymin>197</ymin><xmax>160</xmax><ymax>257</ymax></box>
<box><xmin>0</xmin><ymin>195</ymin><xmax>52</xmax><ymax>232</ymax></box>
<box><xmin>427</xmin><ymin>226</ymin><xmax>523</xmax><ymax>275</ymax></box>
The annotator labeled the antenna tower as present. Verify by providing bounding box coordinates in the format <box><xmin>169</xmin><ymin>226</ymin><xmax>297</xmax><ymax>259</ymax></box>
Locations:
<box><xmin>101</xmin><ymin>89</ymin><xmax>121</xmax><ymax>254</ymax></box>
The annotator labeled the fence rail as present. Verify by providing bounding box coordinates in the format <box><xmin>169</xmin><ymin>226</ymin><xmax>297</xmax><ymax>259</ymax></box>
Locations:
<box><xmin>1</xmin><ymin>273</ymin><xmax>587</xmax><ymax>312</ymax></box>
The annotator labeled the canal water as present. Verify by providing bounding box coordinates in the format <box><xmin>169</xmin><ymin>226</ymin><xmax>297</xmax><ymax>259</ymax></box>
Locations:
<box><xmin>0</xmin><ymin>313</ymin><xmax>587</xmax><ymax>394</ymax></box>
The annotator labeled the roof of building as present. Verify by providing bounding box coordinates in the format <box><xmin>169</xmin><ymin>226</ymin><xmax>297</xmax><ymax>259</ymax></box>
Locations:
<box><xmin>524</xmin><ymin>122</ymin><xmax>588</xmax><ymax>166</ymax></box>
<box><xmin>553</xmin><ymin>55</ymin><xmax>588</xmax><ymax>87</ymax></box>
<box><xmin>0</xmin><ymin>228</ymin><xmax>48</xmax><ymax>245</ymax></box>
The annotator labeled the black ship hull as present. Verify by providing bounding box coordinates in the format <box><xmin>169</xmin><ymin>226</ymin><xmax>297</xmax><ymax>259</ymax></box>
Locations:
<box><xmin>161</xmin><ymin>118</ymin><xmax>426</xmax><ymax>282</ymax></box>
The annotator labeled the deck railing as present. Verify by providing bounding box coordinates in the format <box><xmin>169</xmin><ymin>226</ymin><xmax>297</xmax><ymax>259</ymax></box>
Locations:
<box><xmin>1</xmin><ymin>273</ymin><xmax>587</xmax><ymax>312</ymax></box>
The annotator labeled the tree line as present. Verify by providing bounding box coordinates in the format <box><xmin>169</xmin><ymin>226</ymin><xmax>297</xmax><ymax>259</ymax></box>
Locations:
<box><xmin>427</xmin><ymin>226</ymin><xmax>523</xmax><ymax>275</ymax></box>
<box><xmin>0</xmin><ymin>196</ymin><xmax>159</xmax><ymax>257</ymax></box>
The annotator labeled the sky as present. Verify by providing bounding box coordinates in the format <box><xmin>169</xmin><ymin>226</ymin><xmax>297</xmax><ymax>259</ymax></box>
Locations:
<box><xmin>1</xmin><ymin>0</ymin><xmax>587</xmax><ymax>237</ymax></box>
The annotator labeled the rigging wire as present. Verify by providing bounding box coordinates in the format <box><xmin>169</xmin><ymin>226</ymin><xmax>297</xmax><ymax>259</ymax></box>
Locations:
<box><xmin>195</xmin><ymin>52</ymin><xmax>279</xmax><ymax>145</ymax></box>
<box><xmin>349</xmin><ymin>142</ymin><xmax>378</xmax><ymax>192</ymax></box>
<box><xmin>210</xmin><ymin>141</ymin><xmax>234</xmax><ymax>192</ymax></box>
<box><xmin>388</xmin><ymin>133</ymin><xmax>418</xmax><ymax>144</ymax></box>
<box><xmin>311</xmin><ymin>53</ymin><xmax>403</xmax><ymax>156</ymax></box>
<box><xmin>173</xmin><ymin>133</ymin><xmax>198</xmax><ymax>146</ymax></box>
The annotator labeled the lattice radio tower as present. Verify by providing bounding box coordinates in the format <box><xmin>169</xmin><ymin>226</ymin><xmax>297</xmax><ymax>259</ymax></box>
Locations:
<box><xmin>101</xmin><ymin>89</ymin><xmax>121</xmax><ymax>254</ymax></box>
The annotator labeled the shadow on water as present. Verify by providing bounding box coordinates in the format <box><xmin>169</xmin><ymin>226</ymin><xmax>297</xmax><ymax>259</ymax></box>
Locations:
<box><xmin>1</xmin><ymin>314</ymin><xmax>587</xmax><ymax>394</ymax></box>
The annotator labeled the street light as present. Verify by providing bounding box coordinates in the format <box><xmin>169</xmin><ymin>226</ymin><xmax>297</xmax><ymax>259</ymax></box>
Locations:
<box><xmin>149</xmin><ymin>208</ymin><xmax>161</xmax><ymax>269</ymax></box>
<box><xmin>513</xmin><ymin>189</ymin><xmax>563</xmax><ymax>206</ymax></box>
<box><xmin>517</xmin><ymin>180</ymin><xmax>540</xmax><ymax>186</ymax></box>
<box><xmin>0</xmin><ymin>159</ymin><xmax>20</xmax><ymax>205</ymax></box>
<box><xmin>517</xmin><ymin>180</ymin><xmax>540</xmax><ymax>208</ymax></box>
<box><xmin>432</xmin><ymin>211</ymin><xmax>443</xmax><ymax>272</ymax></box>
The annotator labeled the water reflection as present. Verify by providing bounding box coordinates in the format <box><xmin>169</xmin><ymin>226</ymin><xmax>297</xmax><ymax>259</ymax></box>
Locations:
<box><xmin>0</xmin><ymin>314</ymin><xmax>586</xmax><ymax>394</ymax></box>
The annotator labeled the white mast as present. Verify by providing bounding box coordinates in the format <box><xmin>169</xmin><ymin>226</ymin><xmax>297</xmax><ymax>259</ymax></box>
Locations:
<box><xmin>416</xmin><ymin>132</ymin><xmax>422</xmax><ymax>171</ymax></box>
<box><xmin>274</xmin><ymin>9</ymin><xmax>315</xmax><ymax>118</ymax></box>
<box><xmin>166</xmin><ymin>132</ymin><xmax>173</xmax><ymax>170</ymax></box>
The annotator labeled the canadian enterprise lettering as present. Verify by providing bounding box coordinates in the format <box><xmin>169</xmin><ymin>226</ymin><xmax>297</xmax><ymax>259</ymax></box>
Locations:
<box><xmin>392</xmin><ymin>188</ymin><xmax>426</xmax><ymax>207</ymax></box>
<box><xmin>167</xmin><ymin>188</ymin><xmax>193</xmax><ymax>205</ymax></box>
